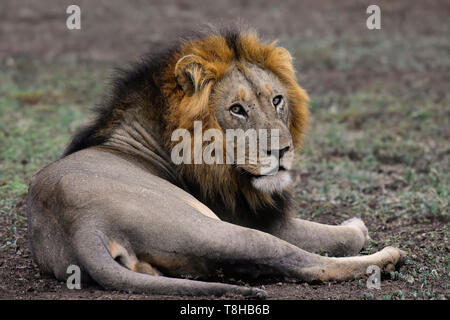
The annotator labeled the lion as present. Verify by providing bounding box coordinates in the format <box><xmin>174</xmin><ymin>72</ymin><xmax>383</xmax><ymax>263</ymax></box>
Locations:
<box><xmin>27</xmin><ymin>27</ymin><xmax>405</xmax><ymax>298</ymax></box>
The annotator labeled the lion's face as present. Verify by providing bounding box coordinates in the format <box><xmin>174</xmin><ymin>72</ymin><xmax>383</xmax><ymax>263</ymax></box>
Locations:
<box><xmin>211</xmin><ymin>62</ymin><xmax>294</xmax><ymax>194</ymax></box>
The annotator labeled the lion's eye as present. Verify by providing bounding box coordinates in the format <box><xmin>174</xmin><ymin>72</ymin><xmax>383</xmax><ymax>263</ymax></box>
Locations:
<box><xmin>272</xmin><ymin>95</ymin><xmax>283</xmax><ymax>108</ymax></box>
<box><xmin>229</xmin><ymin>104</ymin><xmax>247</xmax><ymax>117</ymax></box>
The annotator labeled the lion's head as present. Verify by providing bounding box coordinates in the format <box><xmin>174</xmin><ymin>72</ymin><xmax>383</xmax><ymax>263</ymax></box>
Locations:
<box><xmin>210</xmin><ymin>61</ymin><xmax>295</xmax><ymax>194</ymax></box>
<box><xmin>162</xmin><ymin>28</ymin><xmax>309</xmax><ymax>210</ymax></box>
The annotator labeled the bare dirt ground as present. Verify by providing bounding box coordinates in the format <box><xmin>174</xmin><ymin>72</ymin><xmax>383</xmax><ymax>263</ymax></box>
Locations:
<box><xmin>0</xmin><ymin>0</ymin><xmax>448</xmax><ymax>300</ymax></box>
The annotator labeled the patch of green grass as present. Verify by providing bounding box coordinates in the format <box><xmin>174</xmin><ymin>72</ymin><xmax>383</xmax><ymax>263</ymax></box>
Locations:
<box><xmin>0</xmin><ymin>60</ymin><xmax>109</xmax><ymax>236</ymax></box>
<box><xmin>295</xmin><ymin>91</ymin><xmax>449</xmax><ymax>224</ymax></box>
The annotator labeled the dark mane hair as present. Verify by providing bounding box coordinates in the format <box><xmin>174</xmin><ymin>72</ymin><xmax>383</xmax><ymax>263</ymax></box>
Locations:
<box><xmin>63</xmin><ymin>47</ymin><xmax>174</xmax><ymax>156</ymax></box>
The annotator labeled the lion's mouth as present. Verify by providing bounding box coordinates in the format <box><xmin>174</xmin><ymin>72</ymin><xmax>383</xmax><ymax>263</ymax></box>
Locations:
<box><xmin>235</xmin><ymin>165</ymin><xmax>292</xmax><ymax>193</ymax></box>
<box><xmin>240</xmin><ymin>166</ymin><xmax>287</xmax><ymax>179</ymax></box>
<box><xmin>248</xmin><ymin>169</ymin><xmax>292</xmax><ymax>194</ymax></box>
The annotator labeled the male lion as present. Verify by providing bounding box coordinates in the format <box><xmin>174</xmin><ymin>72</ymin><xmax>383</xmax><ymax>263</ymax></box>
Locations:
<box><xmin>27</xmin><ymin>27</ymin><xmax>405</xmax><ymax>298</ymax></box>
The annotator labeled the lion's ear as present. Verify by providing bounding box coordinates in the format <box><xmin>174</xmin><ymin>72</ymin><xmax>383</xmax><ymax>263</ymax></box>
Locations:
<box><xmin>273</xmin><ymin>47</ymin><xmax>293</xmax><ymax>64</ymax></box>
<box><xmin>175</xmin><ymin>54</ymin><xmax>209</xmax><ymax>96</ymax></box>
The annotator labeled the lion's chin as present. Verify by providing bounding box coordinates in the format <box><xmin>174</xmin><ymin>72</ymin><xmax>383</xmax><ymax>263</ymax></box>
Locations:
<box><xmin>250</xmin><ymin>170</ymin><xmax>292</xmax><ymax>194</ymax></box>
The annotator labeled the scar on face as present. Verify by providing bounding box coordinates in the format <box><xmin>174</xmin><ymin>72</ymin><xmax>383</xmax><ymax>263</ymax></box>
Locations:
<box><xmin>264</xmin><ymin>83</ymin><xmax>273</xmax><ymax>96</ymax></box>
<box><xmin>239</xmin><ymin>88</ymin><xmax>247</xmax><ymax>101</ymax></box>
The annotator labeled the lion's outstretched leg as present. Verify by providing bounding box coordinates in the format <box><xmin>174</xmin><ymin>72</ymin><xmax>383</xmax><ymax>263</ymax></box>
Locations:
<box><xmin>73</xmin><ymin>220</ymin><xmax>404</xmax><ymax>297</ymax></box>
<box><xmin>71</xmin><ymin>202</ymin><xmax>404</xmax><ymax>296</ymax></box>
<box><xmin>268</xmin><ymin>217</ymin><xmax>370</xmax><ymax>257</ymax></box>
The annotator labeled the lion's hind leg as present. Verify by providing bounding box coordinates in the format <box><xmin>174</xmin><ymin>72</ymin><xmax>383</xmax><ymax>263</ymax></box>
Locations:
<box><xmin>73</xmin><ymin>227</ymin><xmax>265</xmax><ymax>298</ymax></box>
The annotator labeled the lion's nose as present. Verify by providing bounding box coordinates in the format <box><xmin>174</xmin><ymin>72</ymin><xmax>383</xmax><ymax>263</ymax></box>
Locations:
<box><xmin>267</xmin><ymin>146</ymin><xmax>290</xmax><ymax>159</ymax></box>
<box><xmin>278</xmin><ymin>146</ymin><xmax>290</xmax><ymax>159</ymax></box>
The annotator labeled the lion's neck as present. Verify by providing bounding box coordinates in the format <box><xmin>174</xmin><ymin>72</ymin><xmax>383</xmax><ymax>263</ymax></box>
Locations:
<box><xmin>104</xmin><ymin>111</ymin><xmax>189</xmax><ymax>189</ymax></box>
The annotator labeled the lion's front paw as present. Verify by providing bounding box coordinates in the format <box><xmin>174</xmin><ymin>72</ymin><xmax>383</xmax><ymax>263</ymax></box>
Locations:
<box><xmin>340</xmin><ymin>217</ymin><xmax>370</xmax><ymax>248</ymax></box>
<box><xmin>378</xmin><ymin>246</ymin><xmax>407</xmax><ymax>273</ymax></box>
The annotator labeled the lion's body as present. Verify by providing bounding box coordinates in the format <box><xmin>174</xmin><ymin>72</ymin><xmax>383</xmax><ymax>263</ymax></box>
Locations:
<box><xmin>27</xmin><ymin>27</ymin><xmax>404</xmax><ymax>297</ymax></box>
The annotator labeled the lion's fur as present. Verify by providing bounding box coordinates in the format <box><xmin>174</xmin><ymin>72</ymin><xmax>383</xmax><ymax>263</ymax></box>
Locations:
<box><xmin>64</xmin><ymin>26</ymin><xmax>309</xmax><ymax>221</ymax></box>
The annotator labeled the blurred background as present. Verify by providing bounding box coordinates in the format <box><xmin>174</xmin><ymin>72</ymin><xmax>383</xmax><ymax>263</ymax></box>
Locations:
<box><xmin>0</xmin><ymin>0</ymin><xmax>448</xmax><ymax>299</ymax></box>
